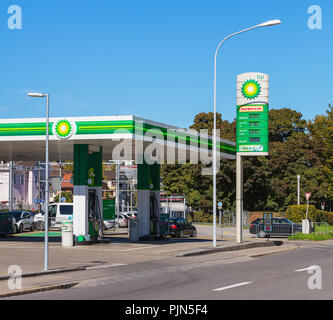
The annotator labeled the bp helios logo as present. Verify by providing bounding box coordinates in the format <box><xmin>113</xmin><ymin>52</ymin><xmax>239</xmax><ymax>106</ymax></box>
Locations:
<box><xmin>241</xmin><ymin>79</ymin><xmax>261</xmax><ymax>100</ymax></box>
<box><xmin>53</xmin><ymin>119</ymin><xmax>76</xmax><ymax>140</ymax></box>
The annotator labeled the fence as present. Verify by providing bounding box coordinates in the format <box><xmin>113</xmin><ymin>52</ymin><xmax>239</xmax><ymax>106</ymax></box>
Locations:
<box><xmin>313</xmin><ymin>222</ymin><xmax>331</xmax><ymax>234</ymax></box>
<box><xmin>251</xmin><ymin>222</ymin><xmax>300</xmax><ymax>238</ymax></box>
<box><xmin>218</xmin><ymin>211</ymin><xmax>249</xmax><ymax>227</ymax></box>
<box><xmin>0</xmin><ymin>203</ymin><xmax>36</xmax><ymax>211</ymax></box>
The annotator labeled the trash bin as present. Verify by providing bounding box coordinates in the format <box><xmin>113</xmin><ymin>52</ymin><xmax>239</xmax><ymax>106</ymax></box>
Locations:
<box><xmin>129</xmin><ymin>219</ymin><xmax>140</xmax><ymax>242</ymax></box>
<box><xmin>61</xmin><ymin>220</ymin><xmax>74</xmax><ymax>247</ymax></box>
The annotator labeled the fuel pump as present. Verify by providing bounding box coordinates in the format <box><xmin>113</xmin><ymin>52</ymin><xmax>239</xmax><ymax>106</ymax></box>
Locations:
<box><xmin>88</xmin><ymin>189</ymin><xmax>104</xmax><ymax>241</ymax></box>
<box><xmin>150</xmin><ymin>192</ymin><xmax>159</xmax><ymax>236</ymax></box>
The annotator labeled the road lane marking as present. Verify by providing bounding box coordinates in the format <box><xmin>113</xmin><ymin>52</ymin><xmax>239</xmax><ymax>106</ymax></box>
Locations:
<box><xmin>117</xmin><ymin>246</ymin><xmax>157</xmax><ymax>252</ymax></box>
<box><xmin>86</xmin><ymin>263</ymin><xmax>127</xmax><ymax>270</ymax></box>
<box><xmin>295</xmin><ymin>266</ymin><xmax>318</xmax><ymax>272</ymax></box>
<box><xmin>213</xmin><ymin>282</ymin><xmax>252</xmax><ymax>291</ymax></box>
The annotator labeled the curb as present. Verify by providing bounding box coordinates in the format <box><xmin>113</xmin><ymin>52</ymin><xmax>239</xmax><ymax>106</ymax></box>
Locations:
<box><xmin>0</xmin><ymin>282</ymin><xmax>79</xmax><ymax>299</ymax></box>
<box><xmin>0</xmin><ymin>266</ymin><xmax>87</xmax><ymax>281</ymax></box>
<box><xmin>175</xmin><ymin>240</ymin><xmax>283</xmax><ymax>257</ymax></box>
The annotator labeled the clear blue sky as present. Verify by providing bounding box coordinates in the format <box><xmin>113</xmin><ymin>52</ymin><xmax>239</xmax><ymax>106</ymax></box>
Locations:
<box><xmin>0</xmin><ymin>0</ymin><xmax>332</xmax><ymax>128</ymax></box>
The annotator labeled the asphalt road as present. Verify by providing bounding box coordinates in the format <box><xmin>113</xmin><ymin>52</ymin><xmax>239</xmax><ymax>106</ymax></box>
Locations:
<box><xmin>10</xmin><ymin>243</ymin><xmax>333</xmax><ymax>300</ymax></box>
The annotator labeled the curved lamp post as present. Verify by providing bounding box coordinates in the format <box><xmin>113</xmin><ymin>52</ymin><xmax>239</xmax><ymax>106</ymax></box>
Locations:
<box><xmin>212</xmin><ymin>20</ymin><xmax>281</xmax><ymax>247</ymax></box>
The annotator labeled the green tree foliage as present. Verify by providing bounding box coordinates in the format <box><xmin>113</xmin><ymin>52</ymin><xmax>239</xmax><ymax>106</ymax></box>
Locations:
<box><xmin>161</xmin><ymin>107</ymin><xmax>333</xmax><ymax>215</ymax></box>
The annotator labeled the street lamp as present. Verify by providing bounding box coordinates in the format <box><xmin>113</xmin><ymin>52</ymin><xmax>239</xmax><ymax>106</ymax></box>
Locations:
<box><xmin>28</xmin><ymin>92</ymin><xmax>50</xmax><ymax>271</ymax></box>
<box><xmin>212</xmin><ymin>19</ymin><xmax>281</xmax><ymax>247</ymax></box>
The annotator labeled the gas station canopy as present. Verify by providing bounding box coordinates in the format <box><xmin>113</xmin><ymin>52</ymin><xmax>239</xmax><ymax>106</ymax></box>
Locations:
<box><xmin>0</xmin><ymin>115</ymin><xmax>236</xmax><ymax>161</ymax></box>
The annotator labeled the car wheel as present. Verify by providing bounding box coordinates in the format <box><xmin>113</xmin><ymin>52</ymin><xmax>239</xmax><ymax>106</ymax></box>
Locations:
<box><xmin>258</xmin><ymin>230</ymin><xmax>266</xmax><ymax>238</ymax></box>
<box><xmin>19</xmin><ymin>224</ymin><xmax>24</xmax><ymax>233</ymax></box>
<box><xmin>180</xmin><ymin>230</ymin><xmax>184</xmax><ymax>238</ymax></box>
<box><xmin>37</xmin><ymin>221</ymin><xmax>45</xmax><ymax>231</ymax></box>
<box><xmin>191</xmin><ymin>230</ymin><xmax>197</xmax><ymax>238</ymax></box>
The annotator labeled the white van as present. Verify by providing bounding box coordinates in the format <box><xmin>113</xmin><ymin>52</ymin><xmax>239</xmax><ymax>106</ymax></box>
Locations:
<box><xmin>34</xmin><ymin>203</ymin><xmax>73</xmax><ymax>229</ymax></box>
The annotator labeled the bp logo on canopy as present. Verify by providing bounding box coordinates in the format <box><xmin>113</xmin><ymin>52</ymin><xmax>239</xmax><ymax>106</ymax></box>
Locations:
<box><xmin>53</xmin><ymin>119</ymin><xmax>76</xmax><ymax>140</ymax></box>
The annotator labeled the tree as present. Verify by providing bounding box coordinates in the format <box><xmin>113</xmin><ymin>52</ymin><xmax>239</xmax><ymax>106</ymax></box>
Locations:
<box><xmin>161</xmin><ymin>112</ymin><xmax>236</xmax><ymax>214</ymax></box>
<box><xmin>161</xmin><ymin>107</ymin><xmax>332</xmax><ymax>216</ymax></box>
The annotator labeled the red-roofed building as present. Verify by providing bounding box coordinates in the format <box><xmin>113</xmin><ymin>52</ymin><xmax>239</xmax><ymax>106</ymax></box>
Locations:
<box><xmin>61</xmin><ymin>173</ymin><xmax>73</xmax><ymax>192</ymax></box>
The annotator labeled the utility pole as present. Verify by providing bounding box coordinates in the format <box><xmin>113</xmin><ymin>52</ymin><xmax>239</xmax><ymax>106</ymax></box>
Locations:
<box><xmin>236</xmin><ymin>154</ymin><xmax>243</xmax><ymax>244</ymax></box>
<box><xmin>9</xmin><ymin>161</ymin><xmax>13</xmax><ymax>211</ymax></box>
<box><xmin>297</xmin><ymin>175</ymin><xmax>301</xmax><ymax>205</ymax></box>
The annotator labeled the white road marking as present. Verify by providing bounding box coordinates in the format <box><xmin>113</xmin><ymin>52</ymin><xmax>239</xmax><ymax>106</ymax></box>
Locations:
<box><xmin>213</xmin><ymin>282</ymin><xmax>252</xmax><ymax>291</ymax></box>
<box><xmin>86</xmin><ymin>263</ymin><xmax>127</xmax><ymax>270</ymax></box>
<box><xmin>117</xmin><ymin>246</ymin><xmax>156</xmax><ymax>252</ymax></box>
<box><xmin>295</xmin><ymin>266</ymin><xmax>318</xmax><ymax>272</ymax></box>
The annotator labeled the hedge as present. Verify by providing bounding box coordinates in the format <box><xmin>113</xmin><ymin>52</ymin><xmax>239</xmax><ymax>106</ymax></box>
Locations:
<box><xmin>285</xmin><ymin>205</ymin><xmax>332</xmax><ymax>224</ymax></box>
<box><xmin>188</xmin><ymin>211</ymin><xmax>213</xmax><ymax>223</ymax></box>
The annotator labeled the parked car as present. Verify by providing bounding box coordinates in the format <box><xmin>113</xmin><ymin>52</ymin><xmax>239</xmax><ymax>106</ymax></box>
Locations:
<box><xmin>115</xmin><ymin>213</ymin><xmax>129</xmax><ymax>227</ymax></box>
<box><xmin>34</xmin><ymin>203</ymin><xmax>73</xmax><ymax>229</ymax></box>
<box><xmin>11</xmin><ymin>211</ymin><xmax>35</xmax><ymax>233</ymax></box>
<box><xmin>168</xmin><ymin>218</ymin><xmax>197</xmax><ymax>238</ymax></box>
<box><xmin>103</xmin><ymin>219</ymin><xmax>119</xmax><ymax>230</ymax></box>
<box><xmin>250</xmin><ymin>217</ymin><xmax>302</xmax><ymax>238</ymax></box>
<box><xmin>122</xmin><ymin>211</ymin><xmax>137</xmax><ymax>220</ymax></box>
<box><xmin>0</xmin><ymin>212</ymin><xmax>14</xmax><ymax>236</ymax></box>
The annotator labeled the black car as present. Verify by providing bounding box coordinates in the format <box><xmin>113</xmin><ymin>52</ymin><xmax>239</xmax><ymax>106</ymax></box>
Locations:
<box><xmin>250</xmin><ymin>217</ymin><xmax>302</xmax><ymax>238</ymax></box>
<box><xmin>168</xmin><ymin>218</ymin><xmax>197</xmax><ymax>238</ymax></box>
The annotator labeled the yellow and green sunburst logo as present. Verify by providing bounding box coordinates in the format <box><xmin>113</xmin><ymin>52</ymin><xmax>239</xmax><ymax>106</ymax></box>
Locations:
<box><xmin>54</xmin><ymin>119</ymin><xmax>74</xmax><ymax>140</ymax></box>
<box><xmin>241</xmin><ymin>79</ymin><xmax>261</xmax><ymax>100</ymax></box>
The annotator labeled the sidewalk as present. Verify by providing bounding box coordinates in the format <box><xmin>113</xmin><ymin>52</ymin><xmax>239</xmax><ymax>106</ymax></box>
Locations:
<box><xmin>0</xmin><ymin>231</ymin><xmax>299</xmax><ymax>298</ymax></box>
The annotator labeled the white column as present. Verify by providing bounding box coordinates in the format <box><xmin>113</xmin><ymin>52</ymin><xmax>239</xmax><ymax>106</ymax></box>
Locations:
<box><xmin>137</xmin><ymin>190</ymin><xmax>151</xmax><ymax>237</ymax></box>
<box><xmin>73</xmin><ymin>185</ymin><xmax>88</xmax><ymax>237</ymax></box>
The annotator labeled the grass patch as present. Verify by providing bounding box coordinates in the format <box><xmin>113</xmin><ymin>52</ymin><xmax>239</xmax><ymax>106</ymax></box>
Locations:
<box><xmin>288</xmin><ymin>232</ymin><xmax>333</xmax><ymax>241</ymax></box>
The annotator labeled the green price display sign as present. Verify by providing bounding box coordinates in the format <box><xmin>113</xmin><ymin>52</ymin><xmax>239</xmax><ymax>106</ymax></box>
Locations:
<box><xmin>263</xmin><ymin>213</ymin><xmax>273</xmax><ymax>233</ymax></box>
<box><xmin>236</xmin><ymin>73</ymin><xmax>269</xmax><ymax>155</ymax></box>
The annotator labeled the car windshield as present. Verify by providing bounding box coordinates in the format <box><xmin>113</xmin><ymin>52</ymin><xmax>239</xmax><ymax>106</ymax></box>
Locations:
<box><xmin>60</xmin><ymin>205</ymin><xmax>73</xmax><ymax>215</ymax></box>
<box><xmin>12</xmin><ymin>212</ymin><xmax>22</xmax><ymax>220</ymax></box>
<box><xmin>170</xmin><ymin>218</ymin><xmax>188</xmax><ymax>224</ymax></box>
<box><xmin>282</xmin><ymin>218</ymin><xmax>294</xmax><ymax>224</ymax></box>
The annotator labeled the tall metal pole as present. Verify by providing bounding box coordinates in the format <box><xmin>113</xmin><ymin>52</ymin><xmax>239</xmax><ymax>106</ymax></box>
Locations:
<box><xmin>27</xmin><ymin>92</ymin><xmax>51</xmax><ymax>271</ymax></box>
<box><xmin>213</xmin><ymin>26</ymin><xmax>263</xmax><ymax>248</ymax></box>
<box><xmin>9</xmin><ymin>161</ymin><xmax>13</xmax><ymax>211</ymax></box>
<box><xmin>236</xmin><ymin>154</ymin><xmax>243</xmax><ymax>243</ymax></box>
<box><xmin>44</xmin><ymin>93</ymin><xmax>50</xmax><ymax>271</ymax></box>
<box><xmin>212</xmin><ymin>20</ymin><xmax>281</xmax><ymax>247</ymax></box>
<box><xmin>116</xmin><ymin>161</ymin><xmax>120</xmax><ymax>230</ymax></box>
<box><xmin>297</xmin><ymin>175</ymin><xmax>300</xmax><ymax>205</ymax></box>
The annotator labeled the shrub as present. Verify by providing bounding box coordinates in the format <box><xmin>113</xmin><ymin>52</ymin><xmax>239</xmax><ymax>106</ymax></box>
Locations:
<box><xmin>285</xmin><ymin>205</ymin><xmax>326</xmax><ymax>223</ymax></box>
<box><xmin>192</xmin><ymin>211</ymin><xmax>213</xmax><ymax>223</ymax></box>
<box><xmin>325</xmin><ymin>212</ymin><xmax>333</xmax><ymax>225</ymax></box>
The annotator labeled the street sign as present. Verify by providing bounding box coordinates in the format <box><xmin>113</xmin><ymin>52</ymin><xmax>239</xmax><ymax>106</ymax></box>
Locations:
<box><xmin>218</xmin><ymin>202</ymin><xmax>223</xmax><ymax>209</ymax></box>
<box><xmin>34</xmin><ymin>199</ymin><xmax>44</xmax><ymax>204</ymax></box>
<box><xmin>321</xmin><ymin>202</ymin><xmax>325</xmax><ymax>210</ymax></box>
<box><xmin>263</xmin><ymin>213</ymin><xmax>273</xmax><ymax>233</ymax></box>
<box><xmin>305</xmin><ymin>193</ymin><xmax>311</xmax><ymax>201</ymax></box>
<box><xmin>236</xmin><ymin>73</ymin><xmax>269</xmax><ymax>155</ymax></box>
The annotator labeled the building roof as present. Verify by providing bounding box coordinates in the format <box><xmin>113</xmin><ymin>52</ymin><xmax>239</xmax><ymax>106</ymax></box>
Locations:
<box><xmin>61</xmin><ymin>173</ymin><xmax>73</xmax><ymax>189</ymax></box>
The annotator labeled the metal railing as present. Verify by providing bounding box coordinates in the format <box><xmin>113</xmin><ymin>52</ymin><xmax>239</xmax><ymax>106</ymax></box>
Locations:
<box><xmin>313</xmin><ymin>222</ymin><xmax>330</xmax><ymax>234</ymax></box>
<box><xmin>250</xmin><ymin>223</ymin><xmax>300</xmax><ymax>238</ymax></box>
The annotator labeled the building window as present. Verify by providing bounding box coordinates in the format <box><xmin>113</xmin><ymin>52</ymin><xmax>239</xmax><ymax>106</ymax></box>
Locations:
<box><xmin>13</xmin><ymin>174</ymin><xmax>17</xmax><ymax>185</ymax></box>
<box><xmin>20</xmin><ymin>174</ymin><xmax>24</xmax><ymax>185</ymax></box>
